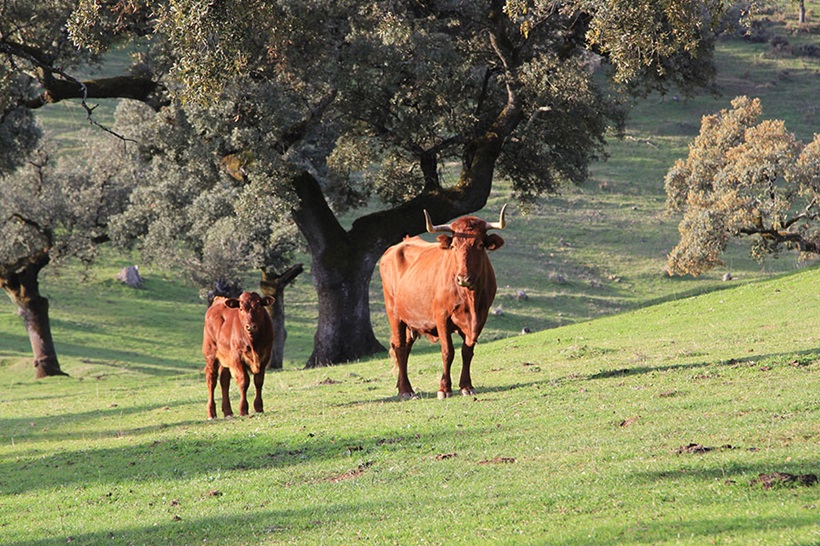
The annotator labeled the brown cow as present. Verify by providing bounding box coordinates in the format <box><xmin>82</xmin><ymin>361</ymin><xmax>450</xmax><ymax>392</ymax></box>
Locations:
<box><xmin>203</xmin><ymin>291</ymin><xmax>275</xmax><ymax>419</ymax></box>
<box><xmin>380</xmin><ymin>205</ymin><xmax>507</xmax><ymax>399</ymax></box>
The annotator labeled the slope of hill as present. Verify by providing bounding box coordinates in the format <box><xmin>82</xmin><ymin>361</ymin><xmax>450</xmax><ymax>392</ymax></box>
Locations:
<box><xmin>0</xmin><ymin>259</ymin><xmax>817</xmax><ymax>545</ymax></box>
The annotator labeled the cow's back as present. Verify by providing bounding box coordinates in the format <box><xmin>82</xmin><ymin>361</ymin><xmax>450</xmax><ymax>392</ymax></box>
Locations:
<box><xmin>381</xmin><ymin>237</ymin><xmax>455</xmax><ymax>334</ymax></box>
<box><xmin>202</xmin><ymin>299</ymin><xmax>237</xmax><ymax>357</ymax></box>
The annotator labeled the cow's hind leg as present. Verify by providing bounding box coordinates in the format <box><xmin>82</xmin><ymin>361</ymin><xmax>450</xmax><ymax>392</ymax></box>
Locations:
<box><xmin>459</xmin><ymin>338</ymin><xmax>476</xmax><ymax>396</ymax></box>
<box><xmin>252</xmin><ymin>371</ymin><xmax>265</xmax><ymax>414</ymax></box>
<box><xmin>219</xmin><ymin>366</ymin><xmax>234</xmax><ymax>417</ymax></box>
<box><xmin>392</xmin><ymin>322</ymin><xmax>416</xmax><ymax>399</ymax></box>
<box><xmin>205</xmin><ymin>356</ymin><xmax>219</xmax><ymax>419</ymax></box>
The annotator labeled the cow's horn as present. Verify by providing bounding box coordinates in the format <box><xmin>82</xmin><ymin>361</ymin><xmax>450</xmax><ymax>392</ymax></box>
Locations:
<box><xmin>486</xmin><ymin>204</ymin><xmax>507</xmax><ymax>230</ymax></box>
<box><xmin>424</xmin><ymin>210</ymin><xmax>453</xmax><ymax>233</ymax></box>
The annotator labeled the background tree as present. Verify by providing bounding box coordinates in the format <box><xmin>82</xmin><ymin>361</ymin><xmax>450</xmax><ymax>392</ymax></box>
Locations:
<box><xmin>1</xmin><ymin>0</ymin><xmax>170</xmax><ymax>377</ymax></box>
<box><xmin>105</xmin><ymin>99</ymin><xmax>303</xmax><ymax>369</ymax></box>
<box><xmin>0</xmin><ymin>139</ymin><xmax>137</xmax><ymax>377</ymax></box>
<box><xmin>665</xmin><ymin>95</ymin><xmax>820</xmax><ymax>276</ymax></box>
<box><xmin>69</xmin><ymin>0</ymin><xmax>728</xmax><ymax>367</ymax></box>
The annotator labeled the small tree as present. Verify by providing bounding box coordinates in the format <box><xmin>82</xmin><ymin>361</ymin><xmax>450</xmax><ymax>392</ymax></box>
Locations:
<box><xmin>665</xmin><ymin>96</ymin><xmax>820</xmax><ymax>276</ymax></box>
<box><xmin>0</xmin><ymin>141</ymin><xmax>136</xmax><ymax>377</ymax></box>
<box><xmin>104</xmin><ymin>100</ymin><xmax>302</xmax><ymax>369</ymax></box>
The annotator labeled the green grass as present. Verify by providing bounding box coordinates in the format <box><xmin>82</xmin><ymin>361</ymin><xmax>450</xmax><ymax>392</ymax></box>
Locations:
<box><xmin>1</xmin><ymin>266</ymin><xmax>818</xmax><ymax>545</ymax></box>
<box><xmin>3</xmin><ymin>7</ymin><xmax>818</xmax><ymax>544</ymax></box>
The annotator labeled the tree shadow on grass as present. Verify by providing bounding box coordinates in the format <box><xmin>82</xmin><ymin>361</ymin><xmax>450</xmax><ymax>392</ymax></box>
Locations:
<box><xmin>3</xmin><ymin>498</ymin><xmax>409</xmax><ymax>546</ymax></box>
<box><xmin>556</xmin><ymin>514</ymin><xmax>818</xmax><ymax>546</ymax></box>
<box><xmin>585</xmin><ymin>348</ymin><xmax>819</xmax><ymax>380</ymax></box>
<box><xmin>53</xmin><ymin>339</ymin><xmax>199</xmax><ymax>377</ymax></box>
<box><xmin>630</xmin><ymin>459</ymin><xmax>819</xmax><ymax>486</ymax></box>
<box><xmin>330</xmin><ymin>378</ymin><xmax>544</xmax><ymax>407</ymax></box>
<box><xmin>0</xmin><ymin>399</ymin><xmax>203</xmax><ymax>448</ymax></box>
<box><xmin>1</xmin><ymin>422</ymin><xmax>477</xmax><ymax>496</ymax></box>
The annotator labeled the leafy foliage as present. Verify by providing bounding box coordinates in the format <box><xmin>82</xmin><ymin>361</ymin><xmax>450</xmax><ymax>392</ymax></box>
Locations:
<box><xmin>119</xmin><ymin>0</ymin><xmax>726</xmax><ymax>205</ymax></box>
<box><xmin>0</xmin><ymin>138</ymin><xmax>136</xmax><ymax>272</ymax></box>
<box><xmin>665</xmin><ymin>96</ymin><xmax>820</xmax><ymax>275</ymax></box>
<box><xmin>106</xmin><ymin>99</ymin><xmax>299</xmax><ymax>292</ymax></box>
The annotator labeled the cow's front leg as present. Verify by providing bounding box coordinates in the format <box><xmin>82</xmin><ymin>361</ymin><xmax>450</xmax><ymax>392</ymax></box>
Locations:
<box><xmin>438</xmin><ymin>332</ymin><xmax>455</xmax><ymax>399</ymax></box>
<box><xmin>252</xmin><ymin>371</ymin><xmax>265</xmax><ymax>413</ymax></box>
<box><xmin>459</xmin><ymin>341</ymin><xmax>476</xmax><ymax>396</ymax></box>
<box><xmin>205</xmin><ymin>357</ymin><xmax>219</xmax><ymax>419</ymax></box>
<box><xmin>219</xmin><ymin>366</ymin><xmax>233</xmax><ymax>417</ymax></box>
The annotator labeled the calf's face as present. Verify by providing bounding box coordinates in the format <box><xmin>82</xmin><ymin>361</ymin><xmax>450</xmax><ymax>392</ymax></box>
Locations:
<box><xmin>224</xmin><ymin>292</ymin><xmax>275</xmax><ymax>334</ymax></box>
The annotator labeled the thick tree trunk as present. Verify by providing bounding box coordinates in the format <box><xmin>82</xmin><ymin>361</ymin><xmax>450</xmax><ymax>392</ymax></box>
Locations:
<box><xmin>307</xmin><ymin>250</ymin><xmax>385</xmax><ymax>367</ymax></box>
<box><xmin>1</xmin><ymin>252</ymin><xmax>68</xmax><ymax>378</ymax></box>
<box><xmin>259</xmin><ymin>263</ymin><xmax>304</xmax><ymax>370</ymax></box>
<box><xmin>290</xmin><ymin>172</ymin><xmax>386</xmax><ymax>367</ymax></box>
<box><xmin>288</xmin><ymin>78</ymin><xmax>520</xmax><ymax>368</ymax></box>
<box><xmin>285</xmin><ymin>14</ymin><xmax>522</xmax><ymax>367</ymax></box>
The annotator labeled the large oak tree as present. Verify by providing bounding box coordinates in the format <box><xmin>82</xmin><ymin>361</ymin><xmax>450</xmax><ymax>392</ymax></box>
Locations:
<box><xmin>8</xmin><ymin>0</ymin><xmax>731</xmax><ymax>369</ymax></box>
<box><xmin>1</xmin><ymin>0</ymin><xmax>165</xmax><ymax>376</ymax></box>
<box><xmin>142</xmin><ymin>0</ymin><xmax>725</xmax><ymax>367</ymax></box>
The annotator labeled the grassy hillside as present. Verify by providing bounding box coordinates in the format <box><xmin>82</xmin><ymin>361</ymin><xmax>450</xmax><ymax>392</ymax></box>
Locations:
<box><xmin>1</xmin><ymin>7</ymin><xmax>817</xmax><ymax>544</ymax></box>
<box><xmin>0</xmin><ymin>265</ymin><xmax>817</xmax><ymax>545</ymax></box>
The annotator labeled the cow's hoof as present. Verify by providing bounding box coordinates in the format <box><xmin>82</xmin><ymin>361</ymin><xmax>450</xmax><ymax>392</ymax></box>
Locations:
<box><xmin>437</xmin><ymin>390</ymin><xmax>452</xmax><ymax>400</ymax></box>
<box><xmin>399</xmin><ymin>392</ymin><xmax>417</xmax><ymax>400</ymax></box>
<box><xmin>460</xmin><ymin>388</ymin><xmax>476</xmax><ymax>396</ymax></box>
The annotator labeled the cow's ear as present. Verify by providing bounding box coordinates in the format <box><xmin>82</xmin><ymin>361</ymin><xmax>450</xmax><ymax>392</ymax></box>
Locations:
<box><xmin>224</xmin><ymin>298</ymin><xmax>241</xmax><ymax>309</ymax></box>
<box><xmin>437</xmin><ymin>234</ymin><xmax>453</xmax><ymax>249</ymax></box>
<box><xmin>485</xmin><ymin>234</ymin><xmax>505</xmax><ymax>251</ymax></box>
<box><xmin>261</xmin><ymin>296</ymin><xmax>275</xmax><ymax>307</ymax></box>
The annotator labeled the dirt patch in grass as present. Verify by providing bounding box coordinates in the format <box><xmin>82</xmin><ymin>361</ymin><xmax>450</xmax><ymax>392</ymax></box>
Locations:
<box><xmin>325</xmin><ymin>461</ymin><xmax>374</xmax><ymax>483</ymax></box>
<box><xmin>673</xmin><ymin>443</ymin><xmax>744</xmax><ymax>454</ymax></box>
<box><xmin>750</xmin><ymin>472</ymin><xmax>818</xmax><ymax>489</ymax></box>
<box><xmin>618</xmin><ymin>416</ymin><xmax>639</xmax><ymax>427</ymax></box>
<box><xmin>478</xmin><ymin>457</ymin><xmax>516</xmax><ymax>465</ymax></box>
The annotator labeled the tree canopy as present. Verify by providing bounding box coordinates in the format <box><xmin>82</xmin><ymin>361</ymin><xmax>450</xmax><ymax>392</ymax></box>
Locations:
<box><xmin>665</xmin><ymin>96</ymin><xmax>820</xmax><ymax>276</ymax></box>
<box><xmin>4</xmin><ymin>0</ymin><xmax>734</xmax><ymax>368</ymax></box>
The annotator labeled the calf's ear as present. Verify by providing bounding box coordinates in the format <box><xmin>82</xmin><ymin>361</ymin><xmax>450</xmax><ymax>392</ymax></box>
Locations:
<box><xmin>261</xmin><ymin>296</ymin><xmax>275</xmax><ymax>307</ymax></box>
<box><xmin>224</xmin><ymin>298</ymin><xmax>241</xmax><ymax>309</ymax></box>
<box><xmin>485</xmin><ymin>234</ymin><xmax>505</xmax><ymax>251</ymax></box>
<box><xmin>437</xmin><ymin>234</ymin><xmax>453</xmax><ymax>249</ymax></box>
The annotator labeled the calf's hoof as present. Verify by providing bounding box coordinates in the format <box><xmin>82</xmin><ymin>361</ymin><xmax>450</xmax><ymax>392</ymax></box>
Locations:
<box><xmin>399</xmin><ymin>391</ymin><xmax>417</xmax><ymax>400</ymax></box>
<box><xmin>437</xmin><ymin>390</ymin><xmax>453</xmax><ymax>400</ymax></box>
<box><xmin>460</xmin><ymin>387</ymin><xmax>476</xmax><ymax>396</ymax></box>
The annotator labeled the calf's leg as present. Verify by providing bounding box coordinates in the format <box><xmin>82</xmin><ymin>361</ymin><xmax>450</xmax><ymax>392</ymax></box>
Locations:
<box><xmin>252</xmin><ymin>371</ymin><xmax>265</xmax><ymax>413</ymax></box>
<box><xmin>205</xmin><ymin>356</ymin><xmax>219</xmax><ymax>419</ymax></box>
<box><xmin>235</xmin><ymin>366</ymin><xmax>251</xmax><ymax>416</ymax></box>
<box><xmin>219</xmin><ymin>366</ymin><xmax>233</xmax><ymax>417</ymax></box>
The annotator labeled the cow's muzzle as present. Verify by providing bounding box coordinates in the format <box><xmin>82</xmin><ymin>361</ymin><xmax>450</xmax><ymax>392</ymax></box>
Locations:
<box><xmin>456</xmin><ymin>275</ymin><xmax>476</xmax><ymax>290</ymax></box>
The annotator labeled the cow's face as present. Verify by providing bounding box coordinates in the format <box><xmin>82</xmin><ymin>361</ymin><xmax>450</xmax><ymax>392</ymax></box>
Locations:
<box><xmin>224</xmin><ymin>292</ymin><xmax>275</xmax><ymax>334</ymax></box>
<box><xmin>438</xmin><ymin>217</ymin><xmax>504</xmax><ymax>290</ymax></box>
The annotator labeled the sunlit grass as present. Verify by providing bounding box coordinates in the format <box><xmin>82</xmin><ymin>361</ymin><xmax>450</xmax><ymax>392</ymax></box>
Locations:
<box><xmin>0</xmin><ymin>267</ymin><xmax>817</xmax><ymax>545</ymax></box>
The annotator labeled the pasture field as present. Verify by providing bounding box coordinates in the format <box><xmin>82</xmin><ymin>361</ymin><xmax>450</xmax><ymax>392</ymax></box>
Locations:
<box><xmin>2</xmin><ymin>4</ymin><xmax>819</xmax><ymax>543</ymax></box>
<box><xmin>0</xmin><ymin>264</ymin><xmax>818</xmax><ymax>545</ymax></box>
